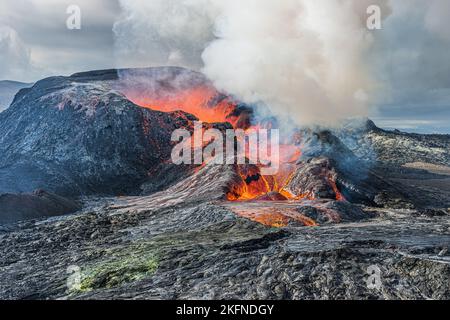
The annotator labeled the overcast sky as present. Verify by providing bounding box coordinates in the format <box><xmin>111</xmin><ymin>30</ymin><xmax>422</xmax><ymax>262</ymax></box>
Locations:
<box><xmin>0</xmin><ymin>0</ymin><xmax>449</xmax><ymax>133</ymax></box>
<box><xmin>0</xmin><ymin>0</ymin><xmax>120</xmax><ymax>81</ymax></box>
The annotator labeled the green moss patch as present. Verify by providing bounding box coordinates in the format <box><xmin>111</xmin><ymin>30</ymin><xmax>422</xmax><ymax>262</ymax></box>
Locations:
<box><xmin>78</xmin><ymin>252</ymin><xmax>159</xmax><ymax>292</ymax></box>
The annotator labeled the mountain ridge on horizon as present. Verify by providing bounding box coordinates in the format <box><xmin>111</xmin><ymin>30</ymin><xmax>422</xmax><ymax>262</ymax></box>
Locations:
<box><xmin>0</xmin><ymin>80</ymin><xmax>34</xmax><ymax>112</ymax></box>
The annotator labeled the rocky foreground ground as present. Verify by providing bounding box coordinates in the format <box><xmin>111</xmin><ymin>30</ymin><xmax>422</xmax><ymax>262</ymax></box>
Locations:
<box><xmin>1</xmin><ymin>151</ymin><xmax>450</xmax><ymax>299</ymax></box>
<box><xmin>0</xmin><ymin>196</ymin><xmax>449</xmax><ymax>300</ymax></box>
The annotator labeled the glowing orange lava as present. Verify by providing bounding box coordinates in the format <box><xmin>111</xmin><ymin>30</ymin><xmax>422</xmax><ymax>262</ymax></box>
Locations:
<box><xmin>229</xmin><ymin>142</ymin><xmax>303</xmax><ymax>201</ymax></box>
<box><xmin>128</xmin><ymin>86</ymin><xmax>240</xmax><ymax>126</ymax></box>
<box><xmin>127</xmin><ymin>85</ymin><xmax>343</xmax><ymax>204</ymax></box>
<box><xmin>230</xmin><ymin>206</ymin><xmax>318</xmax><ymax>227</ymax></box>
<box><xmin>328</xmin><ymin>174</ymin><xmax>346</xmax><ymax>202</ymax></box>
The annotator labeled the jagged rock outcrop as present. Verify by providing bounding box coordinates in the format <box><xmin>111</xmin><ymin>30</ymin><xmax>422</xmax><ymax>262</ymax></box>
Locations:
<box><xmin>287</xmin><ymin>157</ymin><xmax>341</xmax><ymax>200</ymax></box>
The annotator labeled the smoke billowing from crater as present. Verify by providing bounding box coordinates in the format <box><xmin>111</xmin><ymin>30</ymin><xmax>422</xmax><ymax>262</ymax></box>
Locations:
<box><xmin>201</xmin><ymin>0</ymin><xmax>394</xmax><ymax>127</ymax></box>
<box><xmin>114</xmin><ymin>0</ymin><xmax>393</xmax><ymax>127</ymax></box>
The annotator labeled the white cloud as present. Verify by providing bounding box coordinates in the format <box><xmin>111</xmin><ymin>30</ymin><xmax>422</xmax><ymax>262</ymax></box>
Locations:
<box><xmin>0</xmin><ymin>0</ymin><xmax>121</xmax><ymax>81</ymax></box>
<box><xmin>0</xmin><ymin>25</ymin><xmax>38</xmax><ymax>81</ymax></box>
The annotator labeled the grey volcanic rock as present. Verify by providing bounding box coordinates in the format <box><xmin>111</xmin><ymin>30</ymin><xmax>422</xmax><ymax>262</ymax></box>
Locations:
<box><xmin>296</xmin><ymin>201</ymin><xmax>370</xmax><ymax>224</ymax></box>
<box><xmin>0</xmin><ymin>190</ymin><xmax>81</xmax><ymax>224</ymax></box>
<box><xmin>287</xmin><ymin>157</ymin><xmax>341</xmax><ymax>200</ymax></box>
<box><xmin>0</xmin><ymin>68</ymin><xmax>203</xmax><ymax>196</ymax></box>
<box><xmin>0</xmin><ymin>196</ymin><xmax>448</xmax><ymax>300</ymax></box>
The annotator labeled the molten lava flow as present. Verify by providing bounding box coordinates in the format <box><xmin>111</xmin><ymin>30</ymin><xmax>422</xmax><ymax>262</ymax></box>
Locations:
<box><xmin>128</xmin><ymin>86</ymin><xmax>241</xmax><ymax>126</ymax></box>
<box><xmin>230</xmin><ymin>141</ymin><xmax>303</xmax><ymax>202</ymax></box>
<box><xmin>227</xmin><ymin>205</ymin><xmax>318</xmax><ymax>228</ymax></box>
<box><xmin>129</xmin><ymin>84</ymin><xmax>306</xmax><ymax>202</ymax></box>
<box><xmin>328</xmin><ymin>174</ymin><xmax>346</xmax><ymax>202</ymax></box>
<box><xmin>239</xmin><ymin>167</ymin><xmax>270</xmax><ymax>199</ymax></box>
<box><xmin>127</xmin><ymin>84</ymin><xmax>343</xmax><ymax>203</ymax></box>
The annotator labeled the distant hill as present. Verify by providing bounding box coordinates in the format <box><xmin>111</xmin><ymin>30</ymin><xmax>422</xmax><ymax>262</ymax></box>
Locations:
<box><xmin>0</xmin><ymin>80</ymin><xmax>33</xmax><ymax>112</ymax></box>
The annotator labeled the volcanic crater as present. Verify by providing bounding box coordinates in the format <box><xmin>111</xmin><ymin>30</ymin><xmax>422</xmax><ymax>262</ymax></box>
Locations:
<box><xmin>0</xmin><ymin>67</ymin><xmax>449</xmax><ymax>300</ymax></box>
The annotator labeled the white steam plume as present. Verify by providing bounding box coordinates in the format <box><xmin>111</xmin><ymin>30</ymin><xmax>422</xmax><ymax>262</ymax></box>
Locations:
<box><xmin>425</xmin><ymin>0</ymin><xmax>450</xmax><ymax>41</ymax></box>
<box><xmin>0</xmin><ymin>25</ymin><xmax>35</xmax><ymax>81</ymax></box>
<box><xmin>113</xmin><ymin>0</ymin><xmax>217</xmax><ymax>69</ymax></box>
<box><xmin>114</xmin><ymin>0</ymin><xmax>392</xmax><ymax>127</ymax></box>
<box><xmin>202</xmin><ymin>0</ymin><xmax>392</xmax><ymax>126</ymax></box>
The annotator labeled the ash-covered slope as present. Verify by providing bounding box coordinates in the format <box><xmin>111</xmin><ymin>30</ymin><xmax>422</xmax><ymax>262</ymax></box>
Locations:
<box><xmin>0</xmin><ymin>68</ymin><xmax>202</xmax><ymax>196</ymax></box>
